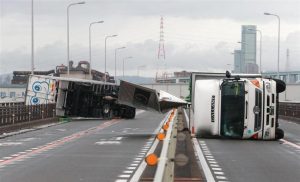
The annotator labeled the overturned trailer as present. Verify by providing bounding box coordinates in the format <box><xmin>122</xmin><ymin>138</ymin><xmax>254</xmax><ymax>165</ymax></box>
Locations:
<box><xmin>118</xmin><ymin>80</ymin><xmax>188</xmax><ymax>113</ymax></box>
<box><xmin>25</xmin><ymin>75</ymin><xmax>136</xmax><ymax>119</ymax></box>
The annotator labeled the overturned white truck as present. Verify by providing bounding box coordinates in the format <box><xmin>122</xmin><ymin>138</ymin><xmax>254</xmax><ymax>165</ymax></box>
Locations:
<box><xmin>189</xmin><ymin>72</ymin><xmax>286</xmax><ymax>140</ymax></box>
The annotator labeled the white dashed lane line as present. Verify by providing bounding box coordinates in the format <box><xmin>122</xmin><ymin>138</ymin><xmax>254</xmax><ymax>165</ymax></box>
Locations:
<box><xmin>115</xmin><ymin>111</ymin><xmax>173</xmax><ymax>182</ymax></box>
<box><xmin>194</xmin><ymin>139</ymin><xmax>230</xmax><ymax>182</ymax></box>
<box><xmin>114</xmin><ymin>137</ymin><xmax>155</xmax><ymax>182</ymax></box>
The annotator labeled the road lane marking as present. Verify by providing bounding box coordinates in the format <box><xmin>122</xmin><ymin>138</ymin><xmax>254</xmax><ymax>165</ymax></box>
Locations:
<box><xmin>194</xmin><ymin>139</ymin><xmax>229</xmax><ymax>182</ymax></box>
<box><xmin>115</xmin><ymin>137</ymin><xmax>123</xmax><ymax>141</ymax></box>
<box><xmin>0</xmin><ymin>142</ymin><xmax>23</xmax><ymax>146</ymax></box>
<box><xmin>216</xmin><ymin>176</ymin><xmax>227</xmax><ymax>179</ymax></box>
<box><xmin>115</xmin><ymin>180</ymin><xmax>127</xmax><ymax>182</ymax></box>
<box><xmin>0</xmin><ymin>119</ymin><xmax>121</xmax><ymax>168</ymax></box>
<box><xmin>192</xmin><ymin>139</ymin><xmax>215</xmax><ymax>182</ymax></box>
<box><xmin>123</xmin><ymin>170</ymin><xmax>133</xmax><ymax>174</ymax></box>
<box><xmin>212</xmin><ymin>167</ymin><xmax>222</xmax><ymax>171</ymax></box>
<box><xmin>3</xmin><ymin>157</ymin><xmax>12</xmax><ymax>159</ymax></box>
<box><xmin>280</xmin><ymin>139</ymin><xmax>300</xmax><ymax>150</ymax></box>
<box><xmin>214</xmin><ymin>171</ymin><xmax>224</xmax><ymax>175</ymax></box>
<box><xmin>127</xmin><ymin>167</ymin><xmax>136</xmax><ymax>170</ymax></box>
<box><xmin>95</xmin><ymin>141</ymin><xmax>121</xmax><ymax>145</ymax></box>
<box><xmin>119</xmin><ymin>174</ymin><xmax>131</xmax><ymax>178</ymax></box>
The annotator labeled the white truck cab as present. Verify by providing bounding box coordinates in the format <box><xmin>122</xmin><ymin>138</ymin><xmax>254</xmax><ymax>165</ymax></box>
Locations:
<box><xmin>190</xmin><ymin>72</ymin><xmax>285</xmax><ymax>140</ymax></box>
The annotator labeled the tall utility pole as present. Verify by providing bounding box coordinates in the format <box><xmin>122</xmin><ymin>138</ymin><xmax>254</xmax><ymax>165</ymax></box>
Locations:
<box><xmin>67</xmin><ymin>1</ymin><xmax>85</xmax><ymax>75</ymax></box>
<box><xmin>104</xmin><ymin>35</ymin><xmax>117</xmax><ymax>82</ymax></box>
<box><xmin>114</xmin><ymin>47</ymin><xmax>126</xmax><ymax>80</ymax></box>
<box><xmin>89</xmin><ymin>20</ymin><xmax>104</xmax><ymax>77</ymax></box>
<box><xmin>264</xmin><ymin>12</ymin><xmax>280</xmax><ymax>78</ymax></box>
<box><xmin>31</xmin><ymin>0</ymin><xmax>34</xmax><ymax>74</ymax></box>
<box><xmin>158</xmin><ymin>16</ymin><xmax>166</xmax><ymax>60</ymax></box>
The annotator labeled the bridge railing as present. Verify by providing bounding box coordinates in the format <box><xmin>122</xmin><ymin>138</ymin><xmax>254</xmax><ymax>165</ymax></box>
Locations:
<box><xmin>0</xmin><ymin>103</ymin><xmax>56</xmax><ymax>127</ymax></box>
<box><xmin>279</xmin><ymin>101</ymin><xmax>300</xmax><ymax>122</ymax></box>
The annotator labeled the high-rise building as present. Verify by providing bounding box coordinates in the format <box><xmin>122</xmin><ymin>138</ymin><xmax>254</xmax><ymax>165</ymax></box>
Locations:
<box><xmin>241</xmin><ymin>25</ymin><xmax>258</xmax><ymax>73</ymax></box>
<box><xmin>233</xmin><ymin>50</ymin><xmax>242</xmax><ymax>73</ymax></box>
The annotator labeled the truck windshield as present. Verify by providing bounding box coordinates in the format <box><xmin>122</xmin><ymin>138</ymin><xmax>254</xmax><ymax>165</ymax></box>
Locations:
<box><xmin>221</xmin><ymin>80</ymin><xmax>245</xmax><ymax>138</ymax></box>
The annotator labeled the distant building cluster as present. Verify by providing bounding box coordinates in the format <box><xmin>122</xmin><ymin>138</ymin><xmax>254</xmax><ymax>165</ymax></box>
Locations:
<box><xmin>233</xmin><ymin>25</ymin><xmax>259</xmax><ymax>74</ymax></box>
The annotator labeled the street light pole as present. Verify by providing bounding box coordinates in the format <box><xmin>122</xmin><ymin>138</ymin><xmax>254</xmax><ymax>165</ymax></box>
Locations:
<box><xmin>67</xmin><ymin>1</ymin><xmax>85</xmax><ymax>76</ymax></box>
<box><xmin>89</xmin><ymin>20</ymin><xmax>104</xmax><ymax>78</ymax></box>
<box><xmin>264</xmin><ymin>12</ymin><xmax>280</xmax><ymax>78</ymax></box>
<box><xmin>114</xmin><ymin>47</ymin><xmax>126</xmax><ymax>80</ymax></box>
<box><xmin>123</xmin><ymin>56</ymin><xmax>132</xmax><ymax>78</ymax></box>
<box><xmin>248</xmin><ymin>29</ymin><xmax>262</xmax><ymax>74</ymax></box>
<box><xmin>31</xmin><ymin>0</ymin><xmax>34</xmax><ymax>75</ymax></box>
<box><xmin>104</xmin><ymin>35</ymin><xmax>118</xmax><ymax>82</ymax></box>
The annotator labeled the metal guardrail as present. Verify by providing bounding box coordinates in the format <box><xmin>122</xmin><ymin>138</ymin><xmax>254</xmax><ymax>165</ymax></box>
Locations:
<box><xmin>154</xmin><ymin>109</ymin><xmax>178</xmax><ymax>182</ymax></box>
<box><xmin>279</xmin><ymin>102</ymin><xmax>300</xmax><ymax>120</ymax></box>
<box><xmin>0</xmin><ymin>103</ymin><xmax>56</xmax><ymax>126</ymax></box>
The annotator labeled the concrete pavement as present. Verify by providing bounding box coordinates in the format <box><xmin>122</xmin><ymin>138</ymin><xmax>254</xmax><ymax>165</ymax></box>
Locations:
<box><xmin>195</xmin><ymin>120</ymin><xmax>300</xmax><ymax>182</ymax></box>
<box><xmin>0</xmin><ymin>110</ymin><xmax>167</xmax><ymax>182</ymax></box>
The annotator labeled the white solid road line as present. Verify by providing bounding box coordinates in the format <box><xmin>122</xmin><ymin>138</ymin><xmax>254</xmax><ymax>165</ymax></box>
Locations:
<box><xmin>280</xmin><ymin>139</ymin><xmax>300</xmax><ymax>150</ymax></box>
<box><xmin>192</xmin><ymin>138</ymin><xmax>215</xmax><ymax>182</ymax></box>
<box><xmin>184</xmin><ymin>108</ymin><xmax>215</xmax><ymax>182</ymax></box>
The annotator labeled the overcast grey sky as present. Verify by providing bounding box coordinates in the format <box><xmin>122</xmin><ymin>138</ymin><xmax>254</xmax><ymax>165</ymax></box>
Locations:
<box><xmin>1</xmin><ymin>0</ymin><xmax>300</xmax><ymax>77</ymax></box>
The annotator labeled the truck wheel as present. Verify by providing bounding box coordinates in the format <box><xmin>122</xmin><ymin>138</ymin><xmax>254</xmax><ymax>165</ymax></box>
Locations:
<box><xmin>127</xmin><ymin>107</ymin><xmax>136</xmax><ymax>119</ymax></box>
<box><xmin>275</xmin><ymin>128</ymin><xmax>284</xmax><ymax>140</ymax></box>
<box><xmin>122</xmin><ymin>107</ymin><xmax>136</xmax><ymax>119</ymax></box>
<box><xmin>273</xmin><ymin>79</ymin><xmax>286</xmax><ymax>93</ymax></box>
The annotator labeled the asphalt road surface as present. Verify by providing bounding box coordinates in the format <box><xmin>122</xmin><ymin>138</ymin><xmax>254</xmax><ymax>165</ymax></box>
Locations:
<box><xmin>0</xmin><ymin>110</ymin><xmax>167</xmax><ymax>182</ymax></box>
<box><xmin>196</xmin><ymin>119</ymin><xmax>300</xmax><ymax>182</ymax></box>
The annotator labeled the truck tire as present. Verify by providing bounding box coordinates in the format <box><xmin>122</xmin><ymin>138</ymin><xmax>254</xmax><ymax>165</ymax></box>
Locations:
<box><xmin>275</xmin><ymin>128</ymin><xmax>284</xmax><ymax>140</ymax></box>
<box><xmin>127</xmin><ymin>107</ymin><xmax>136</xmax><ymax>119</ymax></box>
<box><xmin>123</xmin><ymin>107</ymin><xmax>136</xmax><ymax>119</ymax></box>
<box><xmin>273</xmin><ymin>79</ymin><xmax>286</xmax><ymax>93</ymax></box>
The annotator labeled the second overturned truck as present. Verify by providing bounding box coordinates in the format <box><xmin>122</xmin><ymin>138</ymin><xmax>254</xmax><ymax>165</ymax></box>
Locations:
<box><xmin>25</xmin><ymin>75</ymin><xmax>136</xmax><ymax>119</ymax></box>
<box><xmin>190</xmin><ymin>72</ymin><xmax>286</xmax><ymax>140</ymax></box>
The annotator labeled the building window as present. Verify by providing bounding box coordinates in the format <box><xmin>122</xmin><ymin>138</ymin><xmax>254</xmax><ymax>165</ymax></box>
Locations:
<box><xmin>0</xmin><ymin>92</ymin><xmax>6</xmax><ymax>98</ymax></box>
<box><xmin>9</xmin><ymin>92</ymin><xmax>16</xmax><ymax>98</ymax></box>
